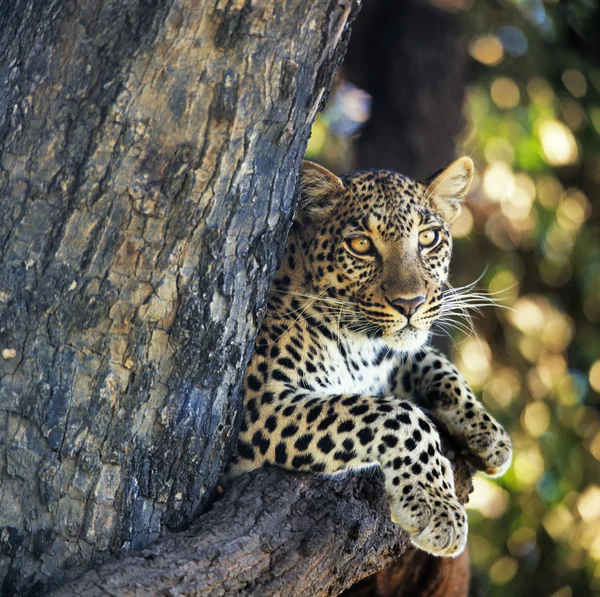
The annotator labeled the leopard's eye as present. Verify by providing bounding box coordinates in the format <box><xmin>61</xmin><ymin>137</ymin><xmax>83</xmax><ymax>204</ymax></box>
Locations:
<box><xmin>346</xmin><ymin>236</ymin><xmax>374</xmax><ymax>256</ymax></box>
<box><xmin>418</xmin><ymin>229</ymin><xmax>440</xmax><ymax>249</ymax></box>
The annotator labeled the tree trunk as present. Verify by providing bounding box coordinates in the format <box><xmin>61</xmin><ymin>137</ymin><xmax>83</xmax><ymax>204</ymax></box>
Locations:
<box><xmin>344</xmin><ymin>0</ymin><xmax>466</xmax><ymax>180</ymax></box>
<box><xmin>0</xmin><ymin>1</ymin><xmax>358</xmax><ymax>593</ymax></box>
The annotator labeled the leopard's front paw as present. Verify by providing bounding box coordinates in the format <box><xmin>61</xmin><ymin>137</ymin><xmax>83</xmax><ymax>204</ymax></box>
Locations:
<box><xmin>412</xmin><ymin>488</ymin><xmax>468</xmax><ymax>557</ymax></box>
<box><xmin>463</xmin><ymin>417</ymin><xmax>512</xmax><ymax>477</ymax></box>
<box><xmin>390</xmin><ymin>483</ymin><xmax>468</xmax><ymax>557</ymax></box>
<box><xmin>428</xmin><ymin>382</ymin><xmax>512</xmax><ymax>478</ymax></box>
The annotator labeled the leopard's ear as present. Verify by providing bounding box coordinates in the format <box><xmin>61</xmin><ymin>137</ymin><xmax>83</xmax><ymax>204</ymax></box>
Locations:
<box><xmin>298</xmin><ymin>161</ymin><xmax>345</xmax><ymax>219</ymax></box>
<box><xmin>424</xmin><ymin>157</ymin><xmax>474</xmax><ymax>225</ymax></box>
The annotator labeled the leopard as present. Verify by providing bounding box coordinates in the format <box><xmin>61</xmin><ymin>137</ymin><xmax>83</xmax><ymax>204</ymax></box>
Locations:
<box><xmin>226</xmin><ymin>157</ymin><xmax>512</xmax><ymax>557</ymax></box>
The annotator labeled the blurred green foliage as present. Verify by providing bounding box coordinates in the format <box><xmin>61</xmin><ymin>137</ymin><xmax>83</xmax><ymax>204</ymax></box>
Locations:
<box><xmin>308</xmin><ymin>1</ymin><xmax>600</xmax><ymax>595</ymax></box>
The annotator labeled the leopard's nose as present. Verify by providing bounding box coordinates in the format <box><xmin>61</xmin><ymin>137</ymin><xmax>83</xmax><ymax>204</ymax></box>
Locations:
<box><xmin>388</xmin><ymin>294</ymin><xmax>427</xmax><ymax>317</ymax></box>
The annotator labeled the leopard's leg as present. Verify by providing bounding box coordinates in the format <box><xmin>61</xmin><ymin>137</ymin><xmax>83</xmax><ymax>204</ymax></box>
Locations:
<box><xmin>390</xmin><ymin>348</ymin><xmax>512</xmax><ymax>477</ymax></box>
<box><xmin>235</xmin><ymin>391</ymin><xmax>468</xmax><ymax>557</ymax></box>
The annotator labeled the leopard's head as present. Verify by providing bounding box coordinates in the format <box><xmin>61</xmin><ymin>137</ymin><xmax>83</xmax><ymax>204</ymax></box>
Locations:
<box><xmin>295</xmin><ymin>157</ymin><xmax>474</xmax><ymax>352</ymax></box>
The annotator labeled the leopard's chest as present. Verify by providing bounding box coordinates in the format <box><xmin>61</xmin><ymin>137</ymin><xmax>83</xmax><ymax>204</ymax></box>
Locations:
<box><xmin>299</xmin><ymin>333</ymin><xmax>399</xmax><ymax>396</ymax></box>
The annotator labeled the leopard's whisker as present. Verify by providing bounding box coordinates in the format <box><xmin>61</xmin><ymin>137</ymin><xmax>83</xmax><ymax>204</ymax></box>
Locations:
<box><xmin>442</xmin><ymin>300</ymin><xmax>516</xmax><ymax>314</ymax></box>
<box><xmin>262</xmin><ymin>286</ymin><xmax>345</xmax><ymax>344</ymax></box>
<box><xmin>429</xmin><ymin>328</ymin><xmax>462</xmax><ymax>352</ymax></box>
<box><xmin>435</xmin><ymin>317</ymin><xmax>475</xmax><ymax>338</ymax></box>
<box><xmin>275</xmin><ymin>289</ymin><xmax>357</xmax><ymax>308</ymax></box>
<box><xmin>444</xmin><ymin>267</ymin><xmax>488</xmax><ymax>292</ymax></box>
<box><xmin>438</xmin><ymin>319</ymin><xmax>477</xmax><ymax>338</ymax></box>
<box><xmin>436</xmin><ymin>310</ymin><xmax>477</xmax><ymax>334</ymax></box>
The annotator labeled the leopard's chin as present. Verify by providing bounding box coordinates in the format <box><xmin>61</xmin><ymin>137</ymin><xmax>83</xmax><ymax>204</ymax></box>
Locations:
<box><xmin>384</xmin><ymin>326</ymin><xmax>430</xmax><ymax>352</ymax></box>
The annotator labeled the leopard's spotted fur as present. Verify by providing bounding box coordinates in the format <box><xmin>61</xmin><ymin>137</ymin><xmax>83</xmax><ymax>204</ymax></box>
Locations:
<box><xmin>227</xmin><ymin>158</ymin><xmax>512</xmax><ymax>556</ymax></box>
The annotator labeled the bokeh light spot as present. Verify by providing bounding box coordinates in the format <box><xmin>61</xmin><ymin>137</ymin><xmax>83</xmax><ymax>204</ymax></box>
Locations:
<box><xmin>589</xmin><ymin>107</ymin><xmax>600</xmax><ymax>136</ymax></box>
<box><xmin>543</xmin><ymin>504</ymin><xmax>574</xmax><ymax>540</ymax></box>
<box><xmin>539</xmin><ymin>120</ymin><xmax>579</xmax><ymax>166</ymax></box>
<box><xmin>467</xmin><ymin>477</ymin><xmax>510</xmax><ymax>518</ymax></box>
<box><xmin>590</xmin><ymin>430</ymin><xmax>600</xmax><ymax>461</ymax></box>
<box><xmin>489</xmin><ymin>556</ymin><xmax>518</xmax><ymax>585</ymax></box>
<box><xmin>521</xmin><ymin>401</ymin><xmax>551</xmax><ymax>437</ymax></box>
<box><xmin>501</xmin><ymin>187</ymin><xmax>533</xmax><ymax>220</ymax></box>
<box><xmin>488</xmin><ymin>270</ymin><xmax>519</xmax><ymax>297</ymax></box>
<box><xmin>561</xmin><ymin>98</ymin><xmax>585</xmax><ymax>131</ymax></box>
<box><xmin>536</xmin><ymin>176</ymin><xmax>564</xmax><ymax>208</ymax></box>
<box><xmin>450</xmin><ymin>205</ymin><xmax>474</xmax><ymax>238</ymax></box>
<box><xmin>589</xmin><ymin>361</ymin><xmax>600</xmax><ymax>393</ymax></box>
<box><xmin>510</xmin><ymin>296</ymin><xmax>545</xmax><ymax>334</ymax></box>
<box><xmin>469</xmin><ymin>35</ymin><xmax>504</xmax><ymax>66</ymax></box>
<box><xmin>562</xmin><ymin>69</ymin><xmax>587</xmax><ymax>98</ymax></box>
<box><xmin>590</xmin><ymin>69</ymin><xmax>600</xmax><ymax>93</ymax></box>
<box><xmin>577</xmin><ymin>486</ymin><xmax>600</xmax><ymax>522</ymax></box>
<box><xmin>507</xmin><ymin>527</ymin><xmax>537</xmax><ymax>557</ymax></box>
<box><xmin>483</xmin><ymin>162</ymin><xmax>516</xmax><ymax>201</ymax></box>
<box><xmin>527</xmin><ymin>77</ymin><xmax>555</xmax><ymax>106</ymax></box>
<box><xmin>484</xmin><ymin>137</ymin><xmax>515</xmax><ymax>164</ymax></box>
<box><xmin>491</xmin><ymin>77</ymin><xmax>520</xmax><ymax>109</ymax></box>
<box><xmin>469</xmin><ymin>535</ymin><xmax>498</xmax><ymax>567</ymax></box>
<box><xmin>549</xmin><ymin>588</ymin><xmax>573</xmax><ymax>597</ymax></box>
<box><xmin>556</xmin><ymin>189</ymin><xmax>590</xmax><ymax>232</ymax></box>
<box><xmin>496</xmin><ymin>25</ymin><xmax>528</xmax><ymax>57</ymax></box>
<box><xmin>484</xmin><ymin>367</ymin><xmax>521</xmax><ymax>409</ymax></box>
<box><xmin>514</xmin><ymin>447</ymin><xmax>545</xmax><ymax>486</ymax></box>
<box><xmin>455</xmin><ymin>337</ymin><xmax>492</xmax><ymax>388</ymax></box>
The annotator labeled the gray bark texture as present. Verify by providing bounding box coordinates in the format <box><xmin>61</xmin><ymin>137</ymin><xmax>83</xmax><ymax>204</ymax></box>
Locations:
<box><xmin>0</xmin><ymin>0</ymin><xmax>359</xmax><ymax>593</ymax></box>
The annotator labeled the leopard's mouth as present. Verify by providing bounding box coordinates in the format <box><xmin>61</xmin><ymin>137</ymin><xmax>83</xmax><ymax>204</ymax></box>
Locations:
<box><xmin>344</xmin><ymin>310</ymin><xmax>432</xmax><ymax>351</ymax></box>
<box><xmin>384</xmin><ymin>324</ymin><xmax>430</xmax><ymax>352</ymax></box>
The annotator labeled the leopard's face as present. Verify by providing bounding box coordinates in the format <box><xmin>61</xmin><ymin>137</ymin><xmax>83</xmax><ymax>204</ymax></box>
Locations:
<box><xmin>298</xmin><ymin>159</ymin><xmax>473</xmax><ymax>352</ymax></box>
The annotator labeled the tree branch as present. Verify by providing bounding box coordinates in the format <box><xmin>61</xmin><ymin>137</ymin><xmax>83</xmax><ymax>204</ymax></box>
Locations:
<box><xmin>52</xmin><ymin>442</ymin><xmax>474</xmax><ymax>597</ymax></box>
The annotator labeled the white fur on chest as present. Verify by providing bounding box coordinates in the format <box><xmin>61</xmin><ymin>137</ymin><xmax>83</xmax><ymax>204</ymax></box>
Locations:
<box><xmin>306</xmin><ymin>336</ymin><xmax>399</xmax><ymax>396</ymax></box>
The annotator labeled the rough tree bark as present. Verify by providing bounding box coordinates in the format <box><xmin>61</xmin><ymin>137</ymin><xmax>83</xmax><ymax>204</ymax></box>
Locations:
<box><xmin>0</xmin><ymin>0</ymin><xmax>359</xmax><ymax>593</ymax></box>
